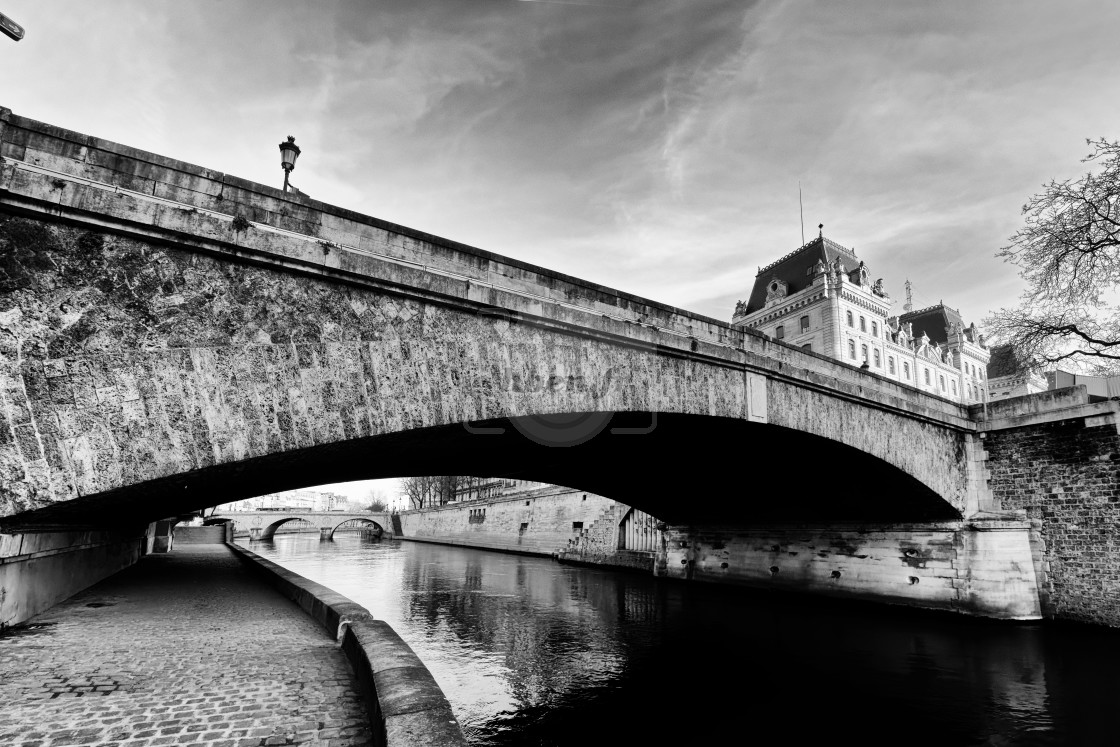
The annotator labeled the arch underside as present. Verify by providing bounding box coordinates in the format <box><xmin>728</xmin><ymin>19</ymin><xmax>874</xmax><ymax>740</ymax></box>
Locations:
<box><xmin>260</xmin><ymin>517</ymin><xmax>316</xmax><ymax>539</ymax></box>
<box><xmin>4</xmin><ymin>413</ymin><xmax>960</xmax><ymax>531</ymax></box>
<box><xmin>329</xmin><ymin>518</ymin><xmax>383</xmax><ymax>537</ymax></box>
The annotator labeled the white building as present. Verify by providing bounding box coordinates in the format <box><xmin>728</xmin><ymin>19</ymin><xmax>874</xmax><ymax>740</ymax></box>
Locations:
<box><xmin>731</xmin><ymin>233</ymin><xmax>990</xmax><ymax>404</ymax></box>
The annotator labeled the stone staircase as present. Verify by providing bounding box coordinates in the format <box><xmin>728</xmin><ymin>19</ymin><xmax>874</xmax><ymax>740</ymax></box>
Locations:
<box><xmin>557</xmin><ymin>503</ymin><xmax>630</xmax><ymax>565</ymax></box>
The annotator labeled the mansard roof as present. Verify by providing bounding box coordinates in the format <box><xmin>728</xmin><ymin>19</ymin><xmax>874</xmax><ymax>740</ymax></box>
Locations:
<box><xmin>744</xmin><ymin>235</ymin><xmax>861</xmax><ymax>314</ymax></box>
<box><xmin>898</xmin><ymin>304</ymin><xmax>965</xmax><ymax>346</ymax></box>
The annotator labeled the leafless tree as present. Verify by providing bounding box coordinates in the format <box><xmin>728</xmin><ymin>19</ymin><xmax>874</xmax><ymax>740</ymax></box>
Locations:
<box><xmin>986</xmin><ymin>139</ymin><xmax>1120</xmax><ymax>372</ymax></box>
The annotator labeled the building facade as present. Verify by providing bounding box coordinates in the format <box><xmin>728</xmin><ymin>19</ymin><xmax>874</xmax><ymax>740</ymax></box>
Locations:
<box><xmin>731</xmin><ymin>234</ymin><xmax>990</xmax><ymax>404</ymax></box>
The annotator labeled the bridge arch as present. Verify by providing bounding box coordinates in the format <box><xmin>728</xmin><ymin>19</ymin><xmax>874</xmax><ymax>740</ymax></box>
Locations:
<box><xmin>2</xmin><ymin>410</ymin><xmax>962</xmax><ymax>533</ymax></box>
<box><xmin>259</xmin><ymin>517</ymin><xmax>317</xmax><ymax>541</ymax></box>
<box><xmin>0</xmin><ymin>116</ymin><xmax>988</xmax><ymax>531</ymax></box>
<box><xmin>326</xmin><ymin>518</ymin><xmax>384</xmax><ymax>540</ymax></box>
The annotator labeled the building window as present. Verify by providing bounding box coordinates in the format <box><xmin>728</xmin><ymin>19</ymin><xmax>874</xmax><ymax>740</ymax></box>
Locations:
<box><xmin>940</xmin><ymin>375</ymin><xmax>946</xmax><ymax>391</ymax></box>
<box><xmin>904</xmin><ymin>362</ymin><xmax>910</xmax><ymax>379</ymax></box>
<box><xmin>871</xmin><ymin>321</ymin><xmax>878</xmax><ymax>337</ymax></box>
<box><xmin>847</xmin><ymin>311</ymin><xmax>854</xmax><ymax>327</ymax></box>
<box><xmin>952</xmin><ymin>380</ymin><xmax>957</xmax><ymax>395</ymax></box>
<box><xmin>889</xmin><ymin>357</ymin><xmax>896</xmax><ymax>374</ymax></box>
<box><xmin>775</xmin><ymin>325</ymin><xmax>784</xmax><ymax>340</ymax></box>
<box><xmin>860</xmin><ymin>316</ymin><xmax>867</xmax><ymax>332</ymax></box>
<box><xmin>861</xmin><ymin>344</ymin><xmax>869</xmax><ymax>362</ymax></box>
<box><xmin>924</xmin><ymin>369</ymin><xmax>931</xmax><ymax>385</ymax></box>
<box><xmin>800</xmin><ymin>315</ymin><xmax>810</xmax><ymax>333</ymax></box>
<box><xmin>874</xmin><ymin>349</ymin><xmax>881</xmax><ymax>367</ymax></box>
<box><xmin>849</xmin><ymin>339</ymin><xmax>856</xmax><ymax>359</ymax></box>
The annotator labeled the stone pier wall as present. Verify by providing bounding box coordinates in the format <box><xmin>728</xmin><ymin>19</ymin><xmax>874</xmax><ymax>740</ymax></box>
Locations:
<box><xmin>655</xmin><ymin>522</ymin><xmax>1042</xmax><ymax>620</ymax></box>
<box><xmin>982</xmin><ymin>395</ymin><xmax>1120</xmax><ymax>626</ymax></box>
<box><xmin>0</xmin><ymin>526</ymin><xmax>149</xmax><ymax>627</ymax></box>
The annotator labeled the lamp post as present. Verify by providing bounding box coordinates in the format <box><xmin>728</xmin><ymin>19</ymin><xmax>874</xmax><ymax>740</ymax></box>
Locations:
<box><xmin>278</xmin><ymin>135</ymin><xmax>301</xmax><ymax>193</ymax></box>
<box><xmin>0</xmin><ymin>11</ymin><xmax>25</xmax><ymax>41</ymax></box>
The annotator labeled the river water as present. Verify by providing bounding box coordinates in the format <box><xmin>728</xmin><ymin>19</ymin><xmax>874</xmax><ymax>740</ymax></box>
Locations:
<box><xmin>251</xmin><ymin>534</ymin><xmax>1119</xmax><ymax>746</ymax></box>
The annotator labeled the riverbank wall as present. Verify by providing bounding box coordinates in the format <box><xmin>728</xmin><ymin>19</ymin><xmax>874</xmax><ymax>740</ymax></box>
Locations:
<box><xmin>0</xmin><ymin>525</ymin><xmax>149</xmax><ymax>629</ymax></box>
<box><xmin>398</xmin><ymin>490</ymin><xmax>1042</xmax><ymax>621</ymax></box>
<box><xmin>397</xmin><ymin>484</ymin><xmax>639</xmax><ymax>563</ymax></box>
<box><xmin>228</xmin><ymin>541</ymin><xmax>468</xmax><ymax>747</ymax></box>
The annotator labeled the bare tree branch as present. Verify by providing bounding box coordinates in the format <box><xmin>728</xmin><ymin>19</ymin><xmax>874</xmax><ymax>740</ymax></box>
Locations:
<box><xmin>986</xmin><ymin>139</ymin><xmax>1120</xmax><ymax>373</ymax></box>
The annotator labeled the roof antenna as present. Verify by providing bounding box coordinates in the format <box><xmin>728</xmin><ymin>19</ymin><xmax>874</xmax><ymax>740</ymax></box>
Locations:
<box><xmin>799</xmin><ymin>181</ymin><xmax>805</xmax><ymax>245</ymax></box>
<box><xmin>904</xmin><ymin>279</ymin><xmax>913</xmax><ymax>313</ymax></box>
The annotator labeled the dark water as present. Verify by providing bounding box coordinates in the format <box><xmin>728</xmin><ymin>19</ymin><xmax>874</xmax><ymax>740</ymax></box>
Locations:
<box><xmin>252</xmin><ymin>535</ymin><xmax>1120</xmax><ymax>746</ymax></box>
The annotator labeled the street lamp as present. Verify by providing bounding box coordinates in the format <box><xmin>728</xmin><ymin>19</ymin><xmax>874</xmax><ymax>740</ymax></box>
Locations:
<box><xmin>278</xmin><ymin>135</ymin><xmax>301</xmax><ymax>193</ymax></box>
<box><xmin>0</xmin><ymin>11</ymin><xmax>25</xmax><ymax>41</ymax></box>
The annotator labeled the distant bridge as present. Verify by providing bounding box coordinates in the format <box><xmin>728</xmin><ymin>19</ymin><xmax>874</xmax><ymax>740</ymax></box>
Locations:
<box><xmin>210</xmin><ymin>511</ymin><xmax>394</xmax><ymax>541</ymax></box>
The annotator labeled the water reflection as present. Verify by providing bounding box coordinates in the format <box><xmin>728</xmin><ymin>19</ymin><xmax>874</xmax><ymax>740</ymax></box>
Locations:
<box><xmin>251</xmin><ymin>535</ymin><xmax>1120</xmax><ymax>746</ymax></box>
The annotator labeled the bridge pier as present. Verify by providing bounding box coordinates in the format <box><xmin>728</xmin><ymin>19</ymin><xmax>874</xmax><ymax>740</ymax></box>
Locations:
<box><xmin>654</xmin><ymin>518</ymin><xmax>1041</xmax><ymax>620</ymax></box>
<box><xmin>248</xmin><ymin>528</ymin><xmax>263</xmax><ymax>541</ymax></box>
<box><xmin>319</xmin><ymin>527</ymin><xmax>333</xmax><ymax>541</ymax></box>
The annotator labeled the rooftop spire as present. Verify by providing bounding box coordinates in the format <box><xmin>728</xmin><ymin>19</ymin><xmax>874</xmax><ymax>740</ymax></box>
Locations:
<box><xmin>818</xmin><ymin>223</ymin><xmax>823</xmax><ymax>238</ymax></box>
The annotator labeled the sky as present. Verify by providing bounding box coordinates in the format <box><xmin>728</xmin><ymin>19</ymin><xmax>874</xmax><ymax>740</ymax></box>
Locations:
<box><xmin>3</xmin><ymin>1</ymin><xmax>1119</xmax><ymax>498</ymax></box>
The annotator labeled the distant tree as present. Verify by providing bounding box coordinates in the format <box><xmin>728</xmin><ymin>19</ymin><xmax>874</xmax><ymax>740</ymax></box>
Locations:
<box><xmin>986</xmin><ymin>139</ymin><xmax>1120</xmax><ymax>373</ymax></box>
<box><xmin>364</xmin><ymin>490</ymin><xmax>389</xmax><ymax>513</ymax></box>
<box><xmin>401</xmin><ymin>475</ymin><xmax>481</xmax><ymax>508</ymax></box>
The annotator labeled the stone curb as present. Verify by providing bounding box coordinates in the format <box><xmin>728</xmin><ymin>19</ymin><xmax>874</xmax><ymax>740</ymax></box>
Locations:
<box><xmin>227</xmin><ymin>541</ymin><xmax>468</xmax><ymax>746</ymax></box>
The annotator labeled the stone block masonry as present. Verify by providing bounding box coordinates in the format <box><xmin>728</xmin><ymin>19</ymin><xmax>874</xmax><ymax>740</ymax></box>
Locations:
<box><xmin>398</xmin><ymin>485</ymin><xmax>618</xmax><ymax>558</ymax></box>
<box><xmin>984</xmin><ymin>402</ymin><xmax>1120</xmax><ymax>626</ymax></box>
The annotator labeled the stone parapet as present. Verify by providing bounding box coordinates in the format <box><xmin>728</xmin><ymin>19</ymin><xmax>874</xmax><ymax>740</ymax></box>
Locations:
<box><xmin>228</xmin><ymin>541</ymin><xmax>468</xmax><ymax>746</ymax></box>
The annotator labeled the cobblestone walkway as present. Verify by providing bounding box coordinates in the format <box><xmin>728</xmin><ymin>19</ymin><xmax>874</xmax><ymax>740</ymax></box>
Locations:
<box><xmin>0</xmin><ymin>546</ymin><xmax>372</xmax><ymax>747</ymax></box>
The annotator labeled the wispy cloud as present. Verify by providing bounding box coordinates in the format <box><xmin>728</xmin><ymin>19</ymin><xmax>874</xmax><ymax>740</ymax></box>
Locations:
<box><xmin>3</xmin><ymin>0</ymin><xmax>1119</xmax><ymax>328</ymax></box>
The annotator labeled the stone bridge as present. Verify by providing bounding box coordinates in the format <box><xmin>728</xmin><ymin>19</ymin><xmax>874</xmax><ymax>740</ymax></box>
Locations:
<box><xmin>0</xmin><ymin>107</ymin><xmax>990</xmax><ymax>533</ymax></box>
<box><xmin>4</xmin><ymin>107</ymin><xmax>1093</xmax><ymax>626</ymax></box>
<box><xmin>208</xmin><ymin>511</ymin><xmax>392</xmax><ymax>541</ymax></box>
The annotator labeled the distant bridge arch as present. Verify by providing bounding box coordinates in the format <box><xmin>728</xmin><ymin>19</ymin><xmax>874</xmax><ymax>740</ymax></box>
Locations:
<box><xmin>211</xmin><ymin>511</ymin><xmax>392</xmax><ymax>541</ymax></box>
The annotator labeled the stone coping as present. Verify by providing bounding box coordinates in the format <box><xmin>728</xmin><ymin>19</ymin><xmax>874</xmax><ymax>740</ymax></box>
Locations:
<box><xmin>227</xmin><ymin>541</ymin><xmax>467</xmax><ymax>746</ymax></box>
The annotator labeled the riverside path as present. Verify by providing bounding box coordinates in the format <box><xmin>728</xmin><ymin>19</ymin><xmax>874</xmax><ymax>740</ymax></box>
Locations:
<box><xmin>0</xmin><ymin>546</ymin><xmax>372</xmax><ymax>747</ymax></box>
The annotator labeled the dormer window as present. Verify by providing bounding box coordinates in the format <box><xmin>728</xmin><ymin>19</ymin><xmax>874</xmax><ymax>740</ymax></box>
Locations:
<box><xmin>764</xmin><ymin>277</ymin><xmax>789</xmax><ymax>305</ymax></box>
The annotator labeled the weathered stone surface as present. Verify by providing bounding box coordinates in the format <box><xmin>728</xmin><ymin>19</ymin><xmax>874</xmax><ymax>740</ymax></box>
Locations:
<box><xmin>985</xmin><ymin>410</ymin><xmax>1120</xmax><ymax>626</ymax></box>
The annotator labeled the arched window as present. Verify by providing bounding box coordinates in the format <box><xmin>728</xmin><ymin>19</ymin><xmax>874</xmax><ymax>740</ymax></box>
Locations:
<box><xmin>775</xmin><ymin>325</ymin><xmax>785</xmax><ymax>340</ymax></box>
<box><xmin>860</xmin><ymin>316</ymin><xmax>867</xmax><ymax>332</ymax></box>
<box><xmin>952</xmin><ymin>380</ymin><xmax>957</xmax><ymax>395</ymax></box>
<box><xmin>861</xmin><ymin>344</ymin><xmax>869</xmax><ymax>362</ymax></box>
<box><xmin>939</xmin><ymin>375</ymin><xmax>946</xmax><ymax>391</ymax></box>
<box><xmin>848</xmin><ymin>339</ymin><xmax>856</xmax><ymax>359</ymax></box>
<box><xmin>847</xmin><ymin>311</ymin><xmax>854</xmax><ymax>327</ymax></box>
<box><xmin>904</xmin><ymin>362</ymin><xmax>910</xmax><ymax>379</ymax></box>
<box><xmin>888</xmin><ymin>357</ymin><xmax>896</xmax><ymax>375</ymax></box>
<box><xmin>871</xmin><ymin>321</ymin><xmax>878</xmax><ymax>337</ymax></box>
<box><xmin>924</xmin><ymin>369</ymin><xmax>931</xmax><ymax>385</ymax></box>
<box><xmin>800</xmin><ymin>315</ymin><xmax>810</xmax><ymax>333</ymax></box>
<box><xmin>874</xmin><ymin>349</ymin><xmax>881</xmax><ymax>367</ymax></box>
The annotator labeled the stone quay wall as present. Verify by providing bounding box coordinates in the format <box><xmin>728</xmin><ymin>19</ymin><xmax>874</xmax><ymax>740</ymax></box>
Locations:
<box><xmin>983</xmin><ymin>395</ymin><xmax>1120</xmax><ymax>627</ymax></box>
<box><xmin>0</xmin><ymin>525</ymin><xmax>148</xmax><ymax>628</ymax></box>
<box><xmin>229</xmin><ymin>542</ymin><xmax>468</xmax><ymax>746</ymax></box>
<box><xmin>398</xmin><ymin>486</ymin><xmax>620</xmax><ymax>558</ymax></box>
